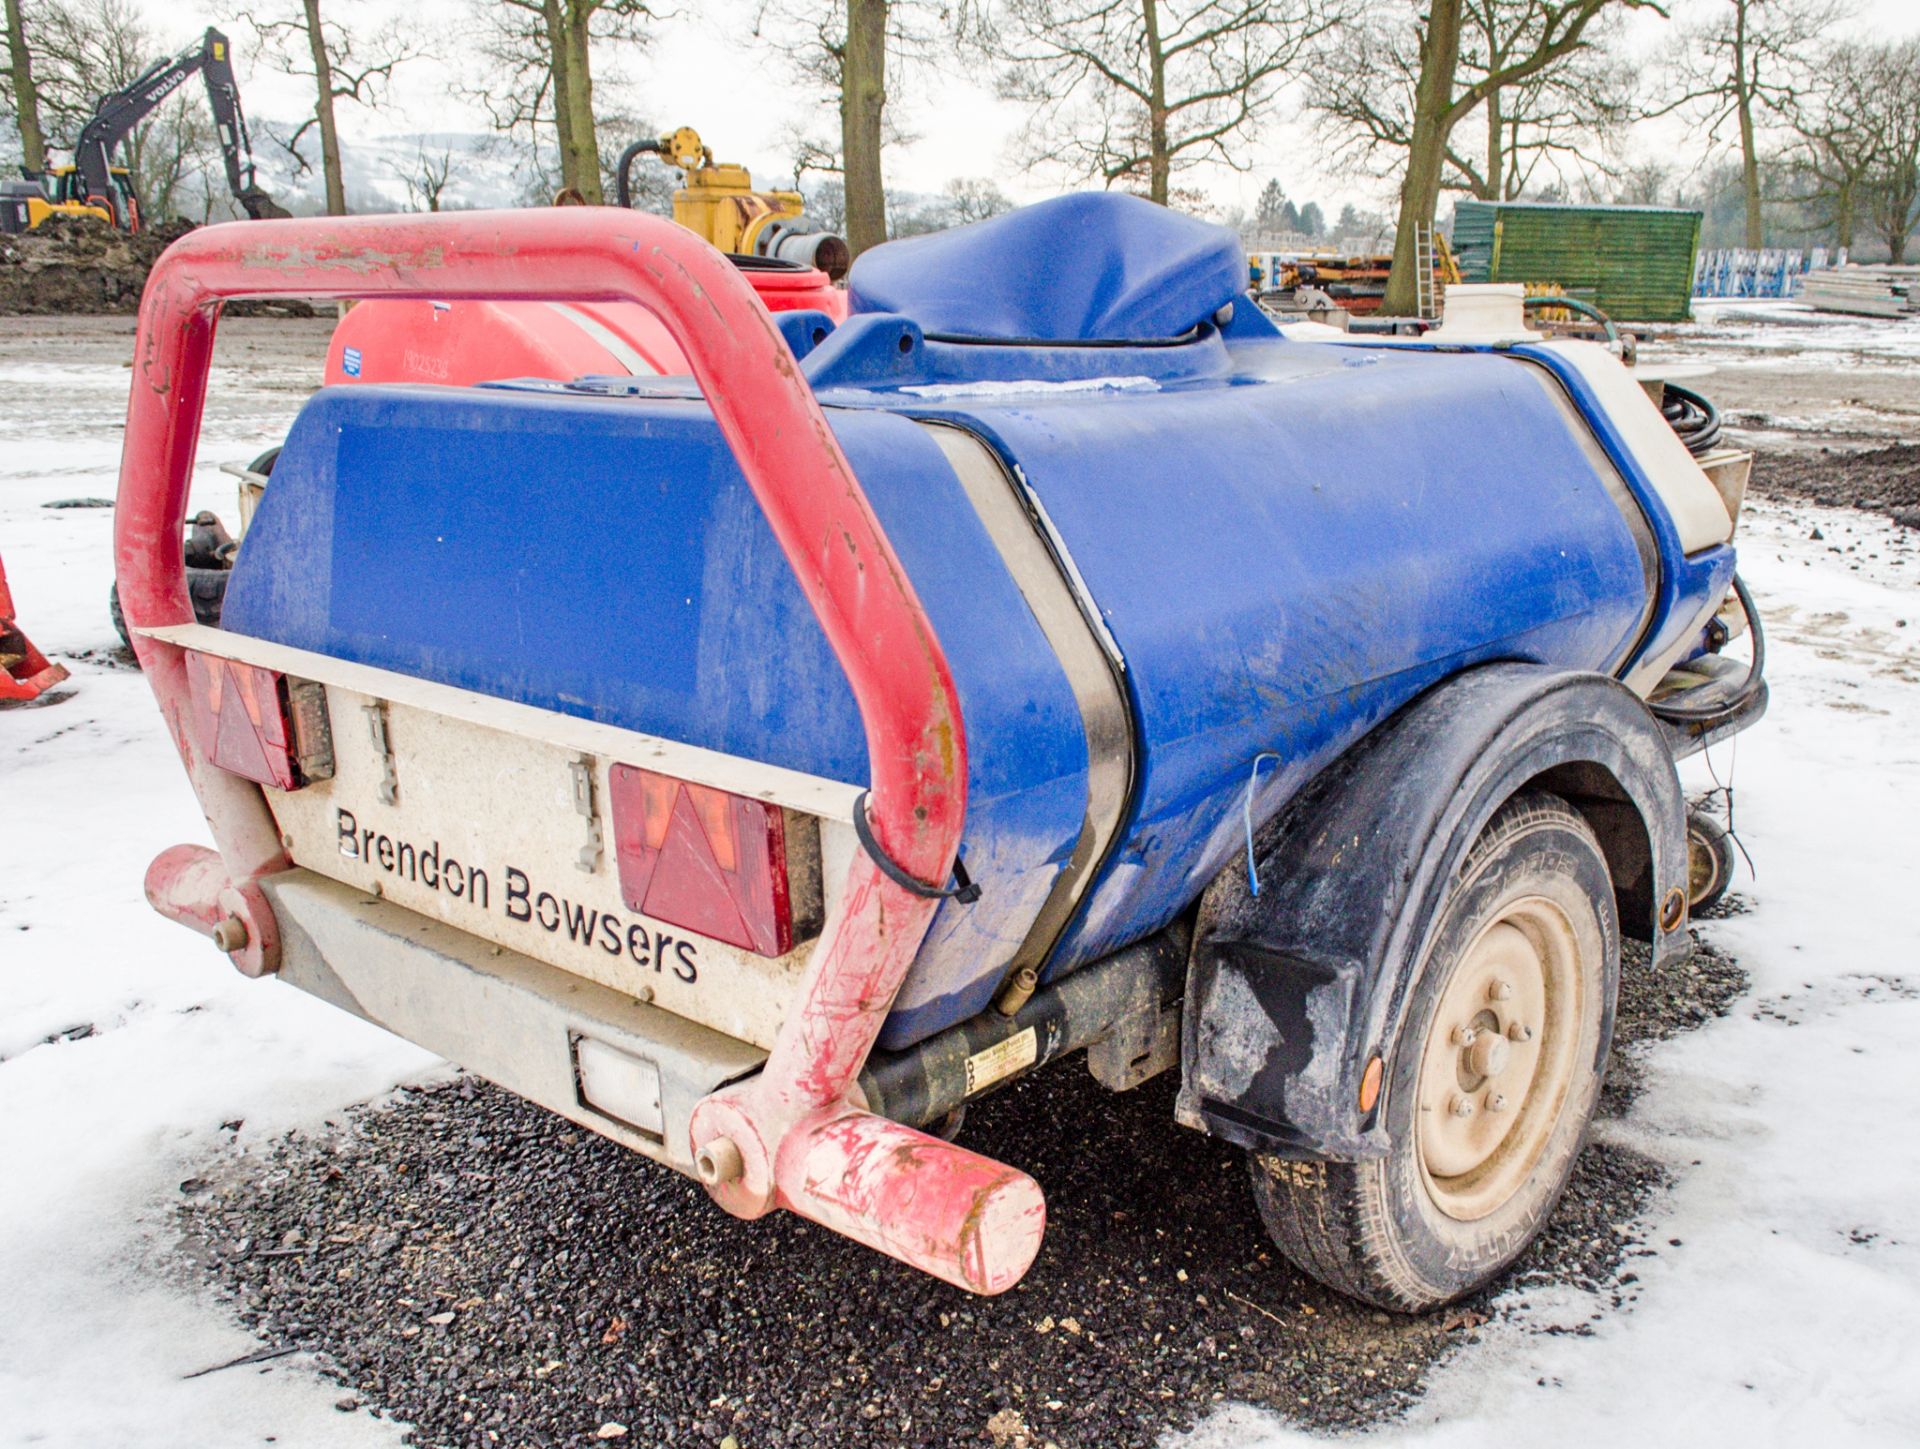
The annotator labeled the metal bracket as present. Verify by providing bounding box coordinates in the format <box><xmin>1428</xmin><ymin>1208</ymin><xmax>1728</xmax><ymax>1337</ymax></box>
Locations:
<box><xmin>363</xmin><ymin>699</ymin><xmax>398</xmax><ymax>804</ymax></box>
<box><xmin>570</xmin><ymin>754</ymin><xmax>603</xmax><ymax>873</ymax></box>
<box><xmin>1087</xmin><ymin>1000</ymin><xmax>1182</xmax><ymax>1092</ymax></box>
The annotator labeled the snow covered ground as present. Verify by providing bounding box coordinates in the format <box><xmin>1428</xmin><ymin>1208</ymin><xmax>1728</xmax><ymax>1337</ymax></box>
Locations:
<box><xmin>1</xmin><ymin>322</ymin><xmax>434</xmax><ymax>1446</ymax></box>
<box><xmin>2</xmin><ymin>316</ymin><xmax>1917</xmax><ymax>1447</ymax></box>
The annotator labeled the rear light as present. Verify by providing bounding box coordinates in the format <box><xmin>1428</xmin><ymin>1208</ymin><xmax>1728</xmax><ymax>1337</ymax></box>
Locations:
<box><xmin>609</xmin><ymin>764</ymin><xmax>821</xmax><ymax>958</ymax></box>
<box><xmin>184</xmin><ymin>652</ymin><xmax>334</xmax><ymax>790</ymax></box>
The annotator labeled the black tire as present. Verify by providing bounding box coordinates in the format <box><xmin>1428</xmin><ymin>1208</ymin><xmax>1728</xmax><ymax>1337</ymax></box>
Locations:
<box><xmin>1686</xmin><ymin>810</ymin><xmax>1736</xmax><ymax>915</ymax></box>
<box><xmin>1250</xmin><ymin>791</ymin><xmax>1619</xmax><ymax>1312</ymax></box>
<box><xmin>108</xmin><ymin>446</ymin><xmax>270</xmax><ymax>654</ymax></box>
<box><xmin>109</xmin><ymin>567</ymin><xmax>229</xmax><ymax>653</ymax></box>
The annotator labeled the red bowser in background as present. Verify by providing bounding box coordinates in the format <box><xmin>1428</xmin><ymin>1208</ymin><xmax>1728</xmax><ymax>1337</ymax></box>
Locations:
<box><xmin>323</xmin><ymin>126</ymin><xmax>848</xmax><ymax>390</ymax></box>
<box><xmin>111</xmin><ymin>125</ymin><xmax>850</xmax><ymax>648</ymax></box>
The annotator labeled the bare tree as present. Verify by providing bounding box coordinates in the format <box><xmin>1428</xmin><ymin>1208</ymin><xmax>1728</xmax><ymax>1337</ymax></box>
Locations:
<box><xmin>466</xmin><ymin>0</ymin><xmax>659</xmax><ymax>205</ymax></box>
<box><xmin>4</xmin><ymin>0</ymin><xmax>47</xmax><ymax>170</ymax></box>
<box><xmin>1785</xmin><ymin>40</ymin><xmax>1882</xmax><ymax>249</ymax></box>
<box><xmin>1606</xmin><ymin>157</ymin><xmax>1674</xmax><ymax>205</ymax></box>
<box><xmin>888</xmin><ymin>174</ymin><xmax>1016</xmax><ymax>235</ymax></box>
<box><xmin>1312</xmin><ymin>1</ymin><xmax>1638</xmax><ymax>209</ymax></box>
<box><xmin>400</xmin><ymin>145</ymin><xmax>455</xmax><ymax>211</ymax></box>
<box><xmin>752</xmin><ymin>0</ymin><xmax>945</xmax><ymax>258</ymax></box>
<box><xmin>943</xmin><ymin>175</ymin><xmax>1013</xmax><ymax>225</ymax></box>
<box><xmin>245</xmin><ymin>0</ymin><xmax>417</xmax><ymax>215</ymax></box>
<box><xmin>1457</xmin><ymin>5</ymin><xmax>1639</xmax><ymax>200</ymax></box>
<box><xmin>1311</xmin><ymin>0</ymin><xmax>1655</xmax><ymax>316</ymax></box>
<box><xmin>1861</xmin><ymin>39</ymin><xmax>1920</xmax><ymax>262</ymax></box>
<box><xmin>984</xmin><ymin>0</ymin><xmax>1341</xmax><ymax>207</ymax></box>
<box><xmin>136</xmin><ymin>89</ymin><xmax>225</xmax><ymax>220</ymax></box>
<box><xmin>1660</xmin><ymin>0</ymin><xmax>1847</xmax><ymax>249</ymax></box>
<box><xmin>26</xmin><ymin>0</ymin><xmax>147</xmax><ymax>144</ymax></box>
<box><xmin>804</xmin><ymin>177</ymin><xmax>847</xmax><ymax>232</ymax></box>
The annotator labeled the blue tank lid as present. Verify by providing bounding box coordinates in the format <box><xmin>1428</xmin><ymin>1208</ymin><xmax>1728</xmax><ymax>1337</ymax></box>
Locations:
<box><xmin>845</xmin><ymin>192</ymin><xmax>1246</xmax><ymax>343</ymax></box>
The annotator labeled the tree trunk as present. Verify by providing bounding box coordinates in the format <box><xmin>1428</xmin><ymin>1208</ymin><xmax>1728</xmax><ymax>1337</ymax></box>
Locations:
<box><xmin>1385</xmin><ymin>0</ymin><xmax>1463</xmax><ymax>317</ymax></box>
<box><xmin>1144</xmin><ymin>0</ymin><xmax>1169</xmax><ymax>204</ymax></box>
<box><xmin>1885</xmin><ymin>165</ymin><xmax>1916</xmax><ymax>263</ymax></box>
<box><xmin>841</xmin><ymin>0</ymin><xmax>889</xmax><ymax>255</ymax></box>
<box><xmin>1733</xmin><ymin>0</ymin><xmax>1763</xmax><ymax>248</ymax></box>
<box><xmin>1835</xmin><ymin>176</ymin><xmax>1854</xmax><ymax>251</ymax></box>
<box><xmin>1485</xmin><ymin>87</ymin><xmax>1504</xmax><ymax>202</ymax></box>
<box><xmin>303</xmin><ymin>0</ymin><xmax>347</xmax><ymax>214</ymax></box>
<box><xmin>4</xmin><ymin>0</ymin><xmax>43</xmax><ymax>173</ymax></box>
<box><xmin>561</xmin><ymin>0</ymin><xmax>601</xmax><ymax>202</ymax></box>
<box><xmin>543</xmin><ymin>0</ymin><xmax>576</xmax><ymax>194</ymax></box>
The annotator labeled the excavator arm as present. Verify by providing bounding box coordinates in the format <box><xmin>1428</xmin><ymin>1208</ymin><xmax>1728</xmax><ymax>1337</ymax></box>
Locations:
<box><xmin>72</xmin><ymin>27</ymin><xmax>285</xmax><ymax>227</ymax></box>
<box><xmin>198</xmin><ymin>30</ymin><xmax>287</xmax><ymax>221</ymax></box>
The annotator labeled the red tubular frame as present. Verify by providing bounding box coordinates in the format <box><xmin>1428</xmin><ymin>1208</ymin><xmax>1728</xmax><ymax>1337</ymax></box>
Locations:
<box><xmin>114</xmin><ymin>209</ymin><xmax>1045</xmax><ymax>1294</ymax></box>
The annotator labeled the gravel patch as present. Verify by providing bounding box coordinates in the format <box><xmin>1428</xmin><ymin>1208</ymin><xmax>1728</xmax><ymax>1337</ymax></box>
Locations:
<box><xmin>176</xmin><ymin>930</ymin><xmax>1747</xmax><ymax>1448</ymax></box>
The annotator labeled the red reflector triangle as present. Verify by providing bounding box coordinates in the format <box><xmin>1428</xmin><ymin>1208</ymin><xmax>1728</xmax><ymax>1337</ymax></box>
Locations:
<box><xmin>214</xmin><ymin>662</ymin><xmax>288</xmax><ymax>788</ymax></box>
<box><xmin>642</xmin><ymin>786</ymin><xmax>753</xmax><ymax>951</ymax></box>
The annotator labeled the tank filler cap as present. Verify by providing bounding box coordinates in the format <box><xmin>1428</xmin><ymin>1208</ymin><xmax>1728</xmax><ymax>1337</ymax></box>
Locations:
<box><xmin>1428</xmin><ymin>283</ymin><xmax>1544</xmax><ymax>345</ymax></box>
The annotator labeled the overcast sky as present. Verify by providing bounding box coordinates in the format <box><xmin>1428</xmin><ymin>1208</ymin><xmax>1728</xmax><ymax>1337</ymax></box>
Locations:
<box><xmin>142</xmin><ymin>0</ymin><xmax>1920</xmax><ymax>218</ymax></box>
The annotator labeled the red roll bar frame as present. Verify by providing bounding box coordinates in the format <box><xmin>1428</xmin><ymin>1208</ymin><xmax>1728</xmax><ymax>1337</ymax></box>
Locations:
<box><xmin>114</xmin><ymin>210</ymin><xmax>1045</xmax><ymax>1294</ymax></box>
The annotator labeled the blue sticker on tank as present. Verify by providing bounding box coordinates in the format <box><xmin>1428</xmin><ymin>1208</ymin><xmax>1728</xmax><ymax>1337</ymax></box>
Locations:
<box><xmin>342</xmin><ymin>346</ymin><xmax>362</xmax><ymax>377</ymax></box>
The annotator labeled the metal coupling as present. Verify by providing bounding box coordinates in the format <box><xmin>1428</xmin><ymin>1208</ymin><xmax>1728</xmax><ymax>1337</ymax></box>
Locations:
<box><xmin>694</xmin><ymin>1136</ymin><xmax>744</xmax><ymax>1186</ymax></box>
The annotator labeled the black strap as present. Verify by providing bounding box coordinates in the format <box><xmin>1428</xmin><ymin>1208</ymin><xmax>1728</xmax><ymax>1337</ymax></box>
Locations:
<box><xmin>851</xmin><ymin>790</ymin><xmax>981</xmax><ymax>903</ymax></box>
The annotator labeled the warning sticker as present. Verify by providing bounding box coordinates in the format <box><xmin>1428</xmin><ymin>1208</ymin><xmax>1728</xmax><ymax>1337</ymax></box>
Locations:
<box><xmin>964</xmin><ymin>1027</ymin><xmax>1038</xmax><ymax>1095</ymax></box>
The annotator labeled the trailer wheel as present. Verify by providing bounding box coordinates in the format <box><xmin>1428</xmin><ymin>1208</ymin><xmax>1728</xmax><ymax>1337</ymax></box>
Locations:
<box><xmin>1685</xmin><ymin>810</ymin><xmax>1736</xmax><ymax>915</ymax></box>
<box><xmin>1249</xmin><ymin>792</ymin><xmax>1618</xmax><ymax>1312</ymax></box>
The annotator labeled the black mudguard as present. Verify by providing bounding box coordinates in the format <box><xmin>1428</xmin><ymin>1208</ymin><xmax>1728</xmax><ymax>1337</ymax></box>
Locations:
<box><xmin>1176</xmin><ymin>664</ymin><xmax>1689</xmax><ymax>1162</ymax></box>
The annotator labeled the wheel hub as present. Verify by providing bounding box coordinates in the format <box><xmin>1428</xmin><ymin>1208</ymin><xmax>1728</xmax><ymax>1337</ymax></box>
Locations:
<box><xmin>1415</xmin><ymin>899</ymin><xmax>1584</xmax><ymax>1221</ymax></box>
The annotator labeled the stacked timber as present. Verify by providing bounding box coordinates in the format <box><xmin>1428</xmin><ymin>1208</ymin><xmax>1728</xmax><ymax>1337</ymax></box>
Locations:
<box><xmin>1798</xmin><ymin>265</ymin><xmax>1920</xmax><ymax>318</ymax></box>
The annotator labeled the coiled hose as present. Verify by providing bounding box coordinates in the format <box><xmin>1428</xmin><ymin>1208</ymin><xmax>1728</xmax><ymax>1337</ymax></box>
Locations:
<box><xmin>1660</xmin><ymin>380</ymin><xmax>1723</xmax><ymax>457</ymax></box>
<box><xmin>1648</xmin><ymin>572</ymin><xmax>1765</xmax><ymax>726</ymax></box>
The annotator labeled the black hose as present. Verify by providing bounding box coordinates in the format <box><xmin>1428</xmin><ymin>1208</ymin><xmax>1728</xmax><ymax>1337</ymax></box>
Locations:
<box><xmin>1649</xmin><ymin>573</ymin><xmax>1765</xmax><ymax>725</ymax></box>
<box><xmin>614</xmin><ymin>138</ymin><xmax>665</xmax><ymax>209</ymax></box>
<box><xmin>1521</xmin><ymin>293</ymin><xmax>1621</xmax><ymax>353</ymax></box>
<box><xmin>1660</xmin><ymin>380</ymin><xmax>1722</xmax><ymax>457</ymax></box>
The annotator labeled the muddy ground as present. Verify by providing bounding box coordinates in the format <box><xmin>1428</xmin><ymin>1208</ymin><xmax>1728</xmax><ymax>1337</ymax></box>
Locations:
<box><xmin>1751</xmin><ymin>444</ymin><xmax>1920</xmax><ymax>530</ymax></box>
<box><xmin>0</xmin><ymin>215</ymin><xmax>313</xmax><ymax>316</ymax></box>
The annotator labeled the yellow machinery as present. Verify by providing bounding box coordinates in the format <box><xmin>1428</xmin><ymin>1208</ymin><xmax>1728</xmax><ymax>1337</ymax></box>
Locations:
<box><xmin>614</xmin><ymin>127</ymin><xmax>849</xmax><ymax>280</ymax></box>
<box><xmin>0</xmin><ymin>28</ymin><xmax>282</xmax><ymax>237</ymax></box>
<box><xmin>0</xmin><ymin>167</ymin><xmax>126</xmax><ymax>234</ymax></box>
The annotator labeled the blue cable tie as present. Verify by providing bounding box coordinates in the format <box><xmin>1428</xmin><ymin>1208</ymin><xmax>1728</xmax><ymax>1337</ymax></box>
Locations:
<box><xmin>1244</xmin><ymin>752</ymin><xmax>1281</xmax><ymax>896</ymax></box>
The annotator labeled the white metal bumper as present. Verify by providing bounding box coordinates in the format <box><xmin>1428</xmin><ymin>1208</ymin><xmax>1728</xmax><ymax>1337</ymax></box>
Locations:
<box><xmin>261</xmin><ymin>869</ymin><xmax>766</xmax><ymax>1172</ymax></box>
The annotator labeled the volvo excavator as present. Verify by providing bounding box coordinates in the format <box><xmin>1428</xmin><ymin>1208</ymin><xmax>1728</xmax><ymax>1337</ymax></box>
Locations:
<box><xmin>1</xmin><ymin>26</ymin><xmax>285</xmax><ymax>234</ymax></box>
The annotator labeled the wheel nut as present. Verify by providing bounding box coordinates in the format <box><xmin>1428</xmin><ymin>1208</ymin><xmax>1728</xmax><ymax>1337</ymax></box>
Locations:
<box><xmin>1508</xmin><ymin>1022</ymin><xmax>1534</xmax><ymax>1043</ymax></box>
<box><xmin>1448</xmin><ymin>1093</ymin><xmax>1475</xmax><ymax>1119</ymax></box>
<box><xmin>1451</xmin><ymin>1024</ymin><xmax>1477</xmax><ymax>1047</ymax></box>
<box><xmin>1486</xmin><ymin>1092</ymin><xmax>1509</xmax><ymax>1113</ymax></box>
<box><xmin>1488</xmin><ymin>979</ymin><xmax>1513</xmax><ymax>1002</ymax></box>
